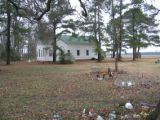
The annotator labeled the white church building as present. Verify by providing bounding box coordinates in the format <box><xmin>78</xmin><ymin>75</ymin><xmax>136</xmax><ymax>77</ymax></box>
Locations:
<box><xmin>36</xmin><ymin>35</ymin><xmax>98</xmax><ymax>61</ymax></box>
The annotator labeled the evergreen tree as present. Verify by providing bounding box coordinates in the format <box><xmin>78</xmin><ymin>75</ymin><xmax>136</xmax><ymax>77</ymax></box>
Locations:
<box><xmin>105</xmin><ymin>0</ymin><xmax>128</xmax><ymax>71</ymax></box>
<box><xmin>124</xmin><ymin>0</ymin><xmax>159</xmax><ymax>60</ymax></box>
<box><xmin>12</xmin><ymin>17</ymin><xmax>31</xmax><ymax>57</ymax></box>
<box><xmin>2</xmin><ymin>0</ymin><xmax>11</xmax><ymax>64</ymax></box>
<box><xmin>36</xmin><ymin>0</ymin><xmax>74</xmax><ymax>62</ymax></box>
<box><xmin>77</xmin><ymin>0</ymin><xmax>106</xmax><ymax>62</ymax></box>
<box><xmin>0</xmin><ymin>0</ymin><xmax>31</xmax><ymax>64</ymax></box>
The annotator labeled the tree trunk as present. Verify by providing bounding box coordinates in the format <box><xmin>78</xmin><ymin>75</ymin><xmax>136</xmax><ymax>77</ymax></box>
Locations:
<box><xmin>6</xmin><ymin>1</ymin><xmax>11</xmax><ymax>65</ymax></box>
<box><xmin>112</xmin><ymin>49</ymin><xmax>115</xmax><ymax>58</ymax></box>
<box><xmin>52</xmin><ymin>22</ymin><xmax>57</xmax><ymax>62</ymax></box>
<box><xmin>111</xmin><ymin>0</ymin><xmax>116</xmax><ymax>59</ymax></box>
<box><xmin>137</xmin><ymin>38</ymin><xmax>141</xmax><ymax>59</ymax></box>
<box><xmin>118</xmin><ymin>0</ymin><xmax>123</xmax><ymax>61</ymax></box>
<box><xmin>118</xmin><ymin>42</ymin><xmax>122</xmax><ymax>61</ymax></box>
<box><xmin>28</xmin><ymin>41</ymin><xmax>30</xmax><ymax>60</ymax></box>
<box><xmin>53</xmin><ymin>41</ymin><xmax>56</xmax><ymax>62</ymax></box>
<box><xmin>93</xmin><ymin>3</ymin><xmax>99</xmax><ymax>61</ymax></box>
<box><xmin>132</xmin><ymin>10</ymin><xmax>136</xmax><ymax>61</ymax></box>
<box><xmin>115</xmin><ymin>47</ymin><xmax>118</xmax><ymax>72</ymax></box>
<box><xmin>98</xmin><ymin>5</ymin><xmax>101</xmax><ymax>62</ymax></box>
<box><xmin>111</xmin><ymin>0</ymin><xmax>118</xmax><ymax>71</ymax></box>
<box><xmin>133</xmin><ymin>48</ymin><xmax>136</xmax><ymax>61</ymax></box>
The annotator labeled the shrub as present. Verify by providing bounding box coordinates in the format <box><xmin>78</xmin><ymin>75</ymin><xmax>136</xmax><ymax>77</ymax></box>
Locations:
<box><xmin>59</xmin><ymin>52</ymin><xmax>75</xmax><ymax>64</ymax></box>
<box><xmin>94</xmin><ymin>47</ymin><xmax>106</xmax><ymax>61</ymax></box>
<box><xmin>91</xmin><ymin>57</ymin><xmax>97</xmax><ymax>60</ymax></box>
<box><xmin>101</xmin><ymin>51</ymin><xmax>106</xmax><ymax>60</ymax></box>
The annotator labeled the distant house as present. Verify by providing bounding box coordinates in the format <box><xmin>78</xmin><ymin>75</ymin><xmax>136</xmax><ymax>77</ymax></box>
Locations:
<box><xmin>36</xmin><ymin>35</ymin><xmax>98</xmax><ymax>61</ymax></box>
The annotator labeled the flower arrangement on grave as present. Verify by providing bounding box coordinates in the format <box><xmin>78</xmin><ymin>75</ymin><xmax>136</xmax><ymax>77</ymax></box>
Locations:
<box><xmin>114</xmin><ymin>104</ymin><xmax>125</xmax><ymax>115</ymax></box>
<box><xmin>102</xmin><ymin>72</ymin><xmax>107</xmax><ymax>79</ymax></box>
<box><xmin>52</xmin><ymin>114</ymin><xmax>60</xmax><ymax>120</ymax></box>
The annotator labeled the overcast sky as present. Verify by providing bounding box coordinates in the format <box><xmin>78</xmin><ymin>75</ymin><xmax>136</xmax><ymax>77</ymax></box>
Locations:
<box><xmin>70</xmin><ymin>0</ymin><xmax>160</xmax><ymax>52</ymax></box>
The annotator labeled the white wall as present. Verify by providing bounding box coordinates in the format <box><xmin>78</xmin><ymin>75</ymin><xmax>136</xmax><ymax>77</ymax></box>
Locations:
<box><xmin>68</xmin><ymin>44</ymin><xmax>98</xmax><ymax>60</ymax></box>
<box><xmin>57</xmin><ymin>39</ymin><xmax>69</xmax><ymax>52</ymax></box>
<box><xmin>36</xmin><ymin>40</ymin><xmax>98</xmax><ymax>61</ymax></box>
<box><xmin>37</xmin><ymin>44</ymin><xmax>53</xmax><ymax>61</ymax></box>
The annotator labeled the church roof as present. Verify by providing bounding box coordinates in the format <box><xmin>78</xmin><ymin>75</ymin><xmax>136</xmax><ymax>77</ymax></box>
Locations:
<box><xmin>60</xmin><ymin>35</ymin><xmax>95</xmax><ymax>45</ymax></box>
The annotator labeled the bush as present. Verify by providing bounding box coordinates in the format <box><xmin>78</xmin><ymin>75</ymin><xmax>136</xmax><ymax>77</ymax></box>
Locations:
<box><xmin>94</xmin><ymin>47</ymin><xmax>106</xmax><ymax>61</ymax></box>
<box><xmin>91</xmin><ymin>57</ymin><xmax>97</xmax><ymax>60</ymax></box>
<box><xmin>101</xmin><ymin>51</ymin><xmax>106</xmax><ymax>60</ymax></box>
<box><xmin>59</xmin><ymin>53</ymin><xmax>75</xmax><ymax>64</ymax></box>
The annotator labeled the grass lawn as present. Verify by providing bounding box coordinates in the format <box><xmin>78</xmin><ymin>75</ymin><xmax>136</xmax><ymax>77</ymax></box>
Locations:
<box><xmin>0</xmin><ymin>56</ymin><xmax>160</xmax><ymax>119</ymax></box>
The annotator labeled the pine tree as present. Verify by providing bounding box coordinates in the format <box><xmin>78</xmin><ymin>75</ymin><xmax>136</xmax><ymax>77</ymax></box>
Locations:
<box><xmin>12</xmin><ymin>17</ymin><xmax>31</xmax><ymax>57</ymax></box>
<box><xmin>36</xmin><ymin>0</ymin><xmax>74</xmax><ymax>62</ymax></box>
<box><xmin>0</xmin><ymin>0</ymin><xmax>32</xmax><ymax>64</ymax></box>
<box><xmin>0</xmin><ymin>0</ymin><xmax>12</xmax><ymax>64</ymax></box>
<box><xmin>105</xmin><ymin>0</ymin><xmax>128</xmax><ymax>71</ymax></box>
<box><xmin>124</xmin><ymin>0</ymin><xmax>159</xmax><ymax>60</ymax></box>
<box><xmin>77</xmin><ymin>0</ymin><xmax>106</xmax><ymax>62</ymax></box>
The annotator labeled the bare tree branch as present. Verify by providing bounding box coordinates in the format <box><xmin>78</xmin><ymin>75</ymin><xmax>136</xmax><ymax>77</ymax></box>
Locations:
<box><xmin>8</xmin><ymin>0</ymin><xmax>87</xmax><ymax>20</ymax></box>
<box><xmin>8</xmin><ymin>0</ymin><xmax>52</xmax><ymax>21</ymax></box>
<box><xmin>8</xmin><ymin>0</ymin><xmax>21</xmax><ymax>12</ymax></box>
<box><xmin>78</xmin><ymin>0</ymin><xmax>88</xmax><ymax>17</ymax></box>
<box><xmin>35</xmin><ymin>0</ymin><xmax>52</xmax><ymax>20</ymax></box>
<box><xmin>152</xmin><ymin>9</ymin><xmax>160</xmax><ymax>17</ymax></box>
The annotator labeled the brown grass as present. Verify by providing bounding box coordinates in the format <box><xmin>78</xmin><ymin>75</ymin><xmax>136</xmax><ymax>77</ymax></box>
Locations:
<box><xmin>0</xmin><ymin>56</ymin><xmax>160</xmax><ymax>119</ymax></box>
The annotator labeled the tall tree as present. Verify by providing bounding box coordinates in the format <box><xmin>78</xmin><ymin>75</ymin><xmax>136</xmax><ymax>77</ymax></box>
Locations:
<box><xmin>105</xmin><ymin>0</ymin><xmax>127</xmax><ymax>71</ymax></box>
<box><xmin>117</xmin><ymin>0</ymin><xmax>123</xmax><ymax>61</ymax></box>
<box><xmin>124</xmin><ymin>0</ymin><xmax>159</xmax><ymax>60</ymax></box>
<box><xmin>0</xmin><ymin>0</ymin><xmax>32</xmax><ymax>64</ymax></box>
<box><xmin>77</xmin><ymin>0</ymin><xmax>106</xmax><ymax>62</ymax></box>
<box><xmin>6</xmin><ymin>1</ymin><xmax>11</xmax><ymax>65</ymax></box>
<box><xmin>36</xmin><ymin>0</ymin><xmax>74</xmax><ymax>62</ymax></box>
<box><xmin>104</xmin><ymin>0</ymin><xmax>116</xmax><ymax>58</ymax></box>
<box><xmin>0</xmin><ymin>0</ymin><xmax>12</xmax><ymax>64</ymax></box>
<box><xmin>12</xmin><ymin>17</ymin><xmax>31</xmax><ymax>58</ymax></box>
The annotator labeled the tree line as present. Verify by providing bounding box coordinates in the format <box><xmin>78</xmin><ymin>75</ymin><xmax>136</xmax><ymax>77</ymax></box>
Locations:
<box><xmin>0</xmin><ymin>0</ymin><xmax>160</xmax><ymax>68</ymax></box>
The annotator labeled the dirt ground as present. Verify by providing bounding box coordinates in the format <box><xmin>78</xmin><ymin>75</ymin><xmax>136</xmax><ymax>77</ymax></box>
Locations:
<box><xmin>0</xmin><ymin>56</ymin><xmax>160</xmax><ymax>119</ymax></box>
